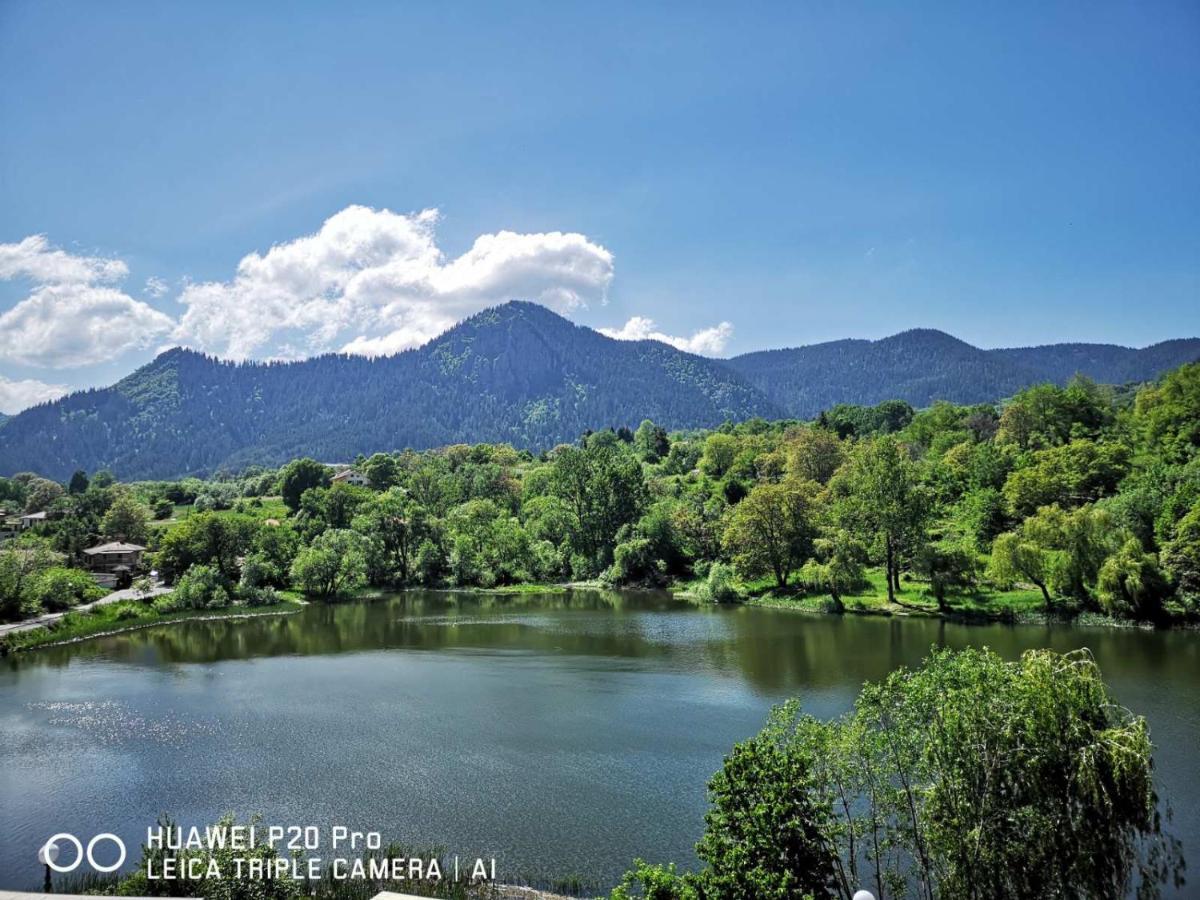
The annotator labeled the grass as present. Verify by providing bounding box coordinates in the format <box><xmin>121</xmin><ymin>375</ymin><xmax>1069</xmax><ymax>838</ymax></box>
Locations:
<box><xmin>1</xmin><ymin>594</ymin><xmax>304</xmax><ymax>654</ymax></box>
<box><xmin>681</xmin><ymin>566</ymin><xmax>1053</xmax><ymax>623</ymax></box>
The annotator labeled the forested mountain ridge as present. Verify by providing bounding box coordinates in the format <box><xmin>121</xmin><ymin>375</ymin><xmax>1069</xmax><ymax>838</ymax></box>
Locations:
<box><xmin>0</xmin><ymin>302</ymin><xmax>778</xmax><ymax>479</ymax></box>
<box><xmin>726</xmin><ymin>328</ymin><xmax>1200</xmax><ymax>416</ymax></box>
<box><xmin>0</xmin><ymin>301</ymin><xmax>1196</xmax><ymax>480</ymax></box>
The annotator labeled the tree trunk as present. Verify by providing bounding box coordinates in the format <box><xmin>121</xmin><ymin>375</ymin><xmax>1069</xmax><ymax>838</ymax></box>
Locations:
<box><xmin>1035</xmin><ymin>580</ymin><xmax>1052</xmax><ymax>610</ymax></box>
<box><xmin>885</xmin><ymin>539</ymin><xmax>896</xmax><ymax>604</ymax></box>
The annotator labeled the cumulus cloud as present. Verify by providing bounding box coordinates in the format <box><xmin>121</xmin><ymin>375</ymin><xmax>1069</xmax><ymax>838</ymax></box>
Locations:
<box><xmin>173</xmin><ymin>205</ymin><xmax>615</xmax><ymax>360</ymax></box>
<box><xmin>0</xmin><ymin>235</ymin><xmax>128</xmax><ymax>285</ymax></box>
<box><xmin>0</xmin><ymin>235</ymin><xmax>173</xmax><ymax>367</ymax></box>
<box><xmin>144</xmin><ymin>276</ymin><xmax>169</xmax><ymax>298</ymax></box>
<box><xmin>599</xmin><ymin>316</ymin><xmax>734</xmax><ymax>356</ymax></box>
<box><xmin>0</xmin><ymin>374</ymin><xmax>69</xmax><ymax>415</ymax></box>
<box><xmin>0</xmin><ymin>284</ymin><xmax>175</xmax><ymax>367</ymax></box>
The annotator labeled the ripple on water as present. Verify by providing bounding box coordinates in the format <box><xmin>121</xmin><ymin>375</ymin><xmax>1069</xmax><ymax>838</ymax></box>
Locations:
<box><xmin>26</xmin><ymin>699</ymin><xmax>221</xmax><ymax>746</ymax></box>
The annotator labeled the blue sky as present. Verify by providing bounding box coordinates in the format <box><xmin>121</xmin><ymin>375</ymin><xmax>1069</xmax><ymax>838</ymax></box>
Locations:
<box><xmin>1</xmin><ymin>1</ymin><xmax>1197</xmax><ymax>412</ymax></box>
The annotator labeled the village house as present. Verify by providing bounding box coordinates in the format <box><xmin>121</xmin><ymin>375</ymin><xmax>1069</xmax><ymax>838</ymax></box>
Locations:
<box><xmin>19</xmin><ymin>510</ymin><xmax>48</xmax><ymax>530</ymax></box>
<box><xmin>331</xmin><ymin>468</ymin><xmax>369</xmax><ymax>487</ymax></box>
<box><xmin>83</xmin><ymin>541</ymin><xmax>147</xmax><ymax>579</ymax></box>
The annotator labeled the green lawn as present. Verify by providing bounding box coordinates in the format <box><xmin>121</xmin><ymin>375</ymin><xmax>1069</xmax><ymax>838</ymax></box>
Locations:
<box><xmin>687</xmin><ymin>566</ymin><xmax>1049</xmax><ymax>621</ymax></box>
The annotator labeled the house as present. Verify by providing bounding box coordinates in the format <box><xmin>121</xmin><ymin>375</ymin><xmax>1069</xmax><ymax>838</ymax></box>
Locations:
<box><xmin>331</xmin><ymin>468</ymin><xmax>369</xmax><ymax>487</ymax></box>
<box><xmin>83</xmin><ymin>541</ymin><xmax>147</xmax><ymax>575</ymax></box>
<box><xmin>19</xmin><ymin>510</ymin><xmax>47</xmax><ymax>530</ymax></box>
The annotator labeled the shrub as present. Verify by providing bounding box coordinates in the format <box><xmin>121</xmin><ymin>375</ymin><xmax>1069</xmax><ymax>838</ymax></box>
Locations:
<box><xmin>694</xmin><ymin>562</ymin><xmax>741</xmax><ymax>603</ymax></box>
<box><xmin>171</xmin><ymin>564</ymin><xmax>231</xmax><ymax>610</ymax></box>
<box><xmin>30</xmin><ymin>567</ymin><xmax>104</xmax><ymax>612</ymax></box>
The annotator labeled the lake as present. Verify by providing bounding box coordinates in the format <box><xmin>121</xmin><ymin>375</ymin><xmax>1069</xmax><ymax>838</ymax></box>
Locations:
<box><xmin>1</xmin><ymin>590</ymin><xmax>1197</xmax><ymax>893</ymax></box>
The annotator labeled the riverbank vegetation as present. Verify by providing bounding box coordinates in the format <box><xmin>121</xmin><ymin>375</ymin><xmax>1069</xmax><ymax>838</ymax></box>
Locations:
<box><xmin>2</xmin><ymin>363</ymin><xmax>1198</xmax><ymax>632</ymax></box>
<box><xmin>612</xmin><ymin>646</ymin><xmax>1183</xmax><ymax>900</ymax></box>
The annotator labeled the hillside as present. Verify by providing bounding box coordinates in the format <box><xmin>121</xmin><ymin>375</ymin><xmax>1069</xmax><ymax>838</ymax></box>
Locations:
<box><xmin>0</xmin><ymin>302</ymin><xmax>1196</xmax><ymax>480</ymax></box>
<box><xmin>726</xmin><ymin>329</ymin><xmax>1200</xmax><ymax>417</ymax></box>
<box><xmin>0</xmin><ymin>302</ymin><xmax>778</xmax><ymax>479</ymax></box>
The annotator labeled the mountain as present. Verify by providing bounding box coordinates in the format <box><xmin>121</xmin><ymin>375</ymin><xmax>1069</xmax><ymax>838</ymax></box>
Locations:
<box><xmin>0</xmin><ymin>302</ymin><xmax>1196</xmax><ymax>480</ymax></box>
<box><xmin>0</xmin><ymin>302</ymin><xmax>779</xmax><ymax>480</ymax></box>
<box><xmin>726</xmin><ymin>330</ymin><xmax>1200</xmax><ymax>417</ymax></box>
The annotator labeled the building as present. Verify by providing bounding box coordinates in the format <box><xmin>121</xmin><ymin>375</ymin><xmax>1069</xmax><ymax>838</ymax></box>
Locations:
<box><xmin>331</xmin><ymin>468</ymin><xmax>369</xmax><ymax>487</ymax></box>
<box><xmin>19</xmin><ymin>510</ymin><xmax>47</xmax><ymax>529</ymax></box>
<box><xmin>83</xmin><ymin>541</ymin><xmax>147</xmax><ymax>575</ymax></box>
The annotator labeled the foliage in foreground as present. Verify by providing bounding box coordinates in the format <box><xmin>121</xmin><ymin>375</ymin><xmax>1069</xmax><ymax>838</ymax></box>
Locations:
<box><xmin>612</xmin><ymin>647</ymin><xmax>1184</xmax><ymax>900</ymax></box>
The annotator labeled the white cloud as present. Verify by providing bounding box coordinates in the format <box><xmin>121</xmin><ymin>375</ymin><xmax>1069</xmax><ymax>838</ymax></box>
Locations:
<box><xmin>0</xmin><ymin>235</ymin><xmax>173</xmax><ymax>368</ymax></box>
<box><xmin>144</xmin><ymin>276</ymin><xmax>169</xmax><ymax>298</ymax></box>
<box><xmin>599</xmin><ymin>316</ymin><xmax>734</xmax><ymax>356</ymax></box>
<box><xmin>0</xmin><ymin>374</ymin><xmax>69</xmax><ymax>415</ymax></box>
<box><xmin>0</xmin><ymin>284</ymin><xmax>175</xmax><ymax>367</ymax></box>
<box><xmin>174</xmin><ymin>205</ymin><xmax>615</xmax><ymax>360</ymax></box>
<box><xmin>0</xmin><ymin>234</ymin><xmax>128</xmax><ymax>284</ymax></box>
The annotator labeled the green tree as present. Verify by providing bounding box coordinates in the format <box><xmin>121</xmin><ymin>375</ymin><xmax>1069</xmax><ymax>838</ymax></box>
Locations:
<box><xmin>832</xmin><ymin>436</ymin><xmax>929</xmax><ymax>603</ymax></box>
<box><xmin>615</xmin><ymin>647</ymin><xmax>1181</xmax><ymax>900</ymax></box>
<box><xmin>1097</xmin><ymin>538</ymin><xmax>1170</xmax><ymax>621</ymax></box>
<box><xmin>100</xmin><ymin>489</ymin><xmax>150</xmax><ymax>543</ymax></box>
<box><xmin>290</xmin><ymin>528</ymin><xmax>367</xmax><ymax>599</ymax></box>
<box><xmin>352</xmin><ymin>488</ymin><xmax>427</xmax><ymax>585</ymax></box>
<box><xmin>1134</xmin><ymin>361</ymin><xmax>1200</xmax><ymax>462</ymax></box>
<box><xmin>548</xmin><ymin>442</ymin><xmax>646</xmax><ymax>573</ymax></box>
<box><xmin>155</xmin><ymin>512</ymin><xmax>258</xmax><ymax>583</ymax></box>
<box><xmin>67</xmin><ymin>470</ymin><xmax>89</xmax><ymax>494</ymax></box>
<box><xmin>1162</xmin><ymin>504</ymin><xmax>1200</xmax><ymax>602</ymax></box>
<box><xmin>634</xmin><ymin>419</ymin><xmax>670</xmax><ymax>462</ymax></box>
<box><xmin>278</xmin><ymin>457</ymin><xmax>331</xmax><ymax>512</ymax></box>
<box><xmin>722</xmin><ymin>479</ymin><xmax>819</xmax><ymax>589</ymax></box>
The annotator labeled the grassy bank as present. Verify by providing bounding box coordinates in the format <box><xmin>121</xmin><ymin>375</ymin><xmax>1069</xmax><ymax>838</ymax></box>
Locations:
<box><xmin>675</xmin><ymin>566</ymin><xmax>1074</xmax><ymax>624</ymax></box>
<box><xmin>1</xmin><ymin>593</ymin><xmax>305</xmax><ymax>654</ymax></box>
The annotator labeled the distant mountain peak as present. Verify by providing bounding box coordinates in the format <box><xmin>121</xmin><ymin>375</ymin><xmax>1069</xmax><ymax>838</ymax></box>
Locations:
<box><xmin>1</xmin><ymin>309</ymin><xmax>1196</xmax><ymax>480</ymax></box>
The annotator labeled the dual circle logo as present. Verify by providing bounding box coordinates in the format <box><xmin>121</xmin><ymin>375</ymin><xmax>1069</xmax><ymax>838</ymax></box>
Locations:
<box><xmin>39</xmin><ymin>833</ymin><xmax>127</xmax><ymax>873</ymax></box>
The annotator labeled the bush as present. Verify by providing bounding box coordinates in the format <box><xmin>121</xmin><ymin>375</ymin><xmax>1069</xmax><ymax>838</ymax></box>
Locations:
<box><xmin>607</xmin><ymin>537</ymin><xmax>666</xmax><ymax>586</ymax></box>
<box><xmin>171</xmin><ymin>564</ymin><xmax>231</xmax><ymax>610</ymax></box>
<box><xmin>30</xmin><ymin>567</ymin><xmax>104</xmax><ymax>612</ymax></box>
<box><xmin>694</xmin><ymin>562</ymin><xmax>741</xmax><ymax>603</ymax></box>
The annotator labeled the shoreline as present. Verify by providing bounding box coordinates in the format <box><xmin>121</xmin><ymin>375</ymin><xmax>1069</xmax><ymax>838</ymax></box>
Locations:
<box><xmin>1</xmin><ymin>600</ymin><xmax>305</xmax><ymax>655</ymax></box>
<box><xmin>4</xmin><ymin>577</ymin><xmax>1189</xmax><ymax>656</ymax></box>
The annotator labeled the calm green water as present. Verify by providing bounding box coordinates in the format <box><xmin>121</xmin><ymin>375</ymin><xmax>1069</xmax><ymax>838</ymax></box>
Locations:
<box><xmin>1</xmin><ymin>590</ymin><xmax>1197</xmax><ymax>892</ymax></box>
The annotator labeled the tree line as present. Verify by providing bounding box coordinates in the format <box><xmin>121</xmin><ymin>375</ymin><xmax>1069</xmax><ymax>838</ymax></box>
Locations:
<box><xmin>2</xmin><ymin>362</ymin><xmax>1198</xmax><ymax>625</ymax></box>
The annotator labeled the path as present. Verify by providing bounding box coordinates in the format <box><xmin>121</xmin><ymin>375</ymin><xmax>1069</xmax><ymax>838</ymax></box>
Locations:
<box><xmin>0</xmin><ymin>583</ymin><xmax>172</xmax><ymax>638</ymax></box>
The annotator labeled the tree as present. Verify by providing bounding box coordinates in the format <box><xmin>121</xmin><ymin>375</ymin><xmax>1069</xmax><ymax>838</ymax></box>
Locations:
<box><xmin>155</xmin><ymin>512</ymin><xmax>258</xmax><ymax>583</ymax></box>
<box><xmin>548</xmin><ymin>442</ymin><xmax>646</xmax><ymax>573</ymax></box>
<box><xmin>23</xmin><ymin>476</ymin><xmax>63</xmax><ymax>513</ymax></box>
<box><xmin>699</xmin><ymin>433</ymin><xmax>739</xmax><ymax>478</ymax></box>
<box><xmin>695</xmin><ymin>705</ymin><xmax>844</xmax><ymax>899</ymax></box>
<box><xmin>615</xmin><ymin>647</ymin><xmax>1181</xmax><ymax>900</ymax></box>
<box><xmin>100</xmin><ymin>489</ymin><xmax>150</xmax><ymax>543</ymax></box>
<box><xmin>1001</xmin><ymin>439</ymin><xmax>1130</xmax><ymax>516</ymax></box>
<box><xmin>1162</xmin><ymin>504</ymin><xmax>1200</xmax><ymax>602</ymax></box>
<box><xmin>798</xmin><ymin>530</ymin><xmax>867</xmax><ymax>612</ymax></box>
<box><xmin>1097</xmin><ymin>538</ymin><xmax>1170</xmax><ymax>621</ymax></box>
<box><xmin>634</xmin><ymin>419</ymin><xmax>670</xmax><ymax>462</ymax></box>
<box><xmin>1135</xmin><ymin>362</ymin><xmax>1200</xmax><ymax>462</ymax></box>
<box><xmin>987</xmin><ymin>504</ymin><xmax>1122</xmax><ymax>609</ymax></box>
<box><xmin>987</xmin><ymin>530</ymin><xmax>1057</xmax><ymax>608</ymax></box>
<box><xmin>170</xmin><ymin>564</ymin><xmax>231</xmax><ymax>610</ymax></box>
<box><xmin>783</xmin><ymin>426</ymin><xmax>845</xmax><ymax>484</ymax></box>
<box><xmin>362</xmin><ymin>452</ymin><xmax>402</xmax><ymax>490</ymax></box>
<box><xmin>289</xmin><ymin>529</ymin><xmax>367</xmax><ymax>599</ymax></box>
<box><xmin>832</xmin><ymin>436</ymin><xmax>929</xmax><ymax>603</ymax></box>
<box><xmin>278</xmin><ymin>457</ymin><xmax>331</xmax><ymax>512</ymax></box>
<box><xmin>352</xmin><ymin>488</ymin><xmax>427</xmax><ymax>585</ymax></box>
<box><xmin>68</xmin><ymin>470</ymin><xmax>89</xmax><ymax>494</ymax></box>
<box><xmin>722</xmin><ymin>479</ymin><xmax>819</xmax><ymax>589</ymax></box>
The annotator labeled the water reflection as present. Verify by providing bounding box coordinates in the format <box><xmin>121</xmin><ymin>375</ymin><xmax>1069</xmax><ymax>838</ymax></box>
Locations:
<box><xmin>0</xmin><ymin>591</ymin><xmax>1196</xmax><ymax>894</ymax></box>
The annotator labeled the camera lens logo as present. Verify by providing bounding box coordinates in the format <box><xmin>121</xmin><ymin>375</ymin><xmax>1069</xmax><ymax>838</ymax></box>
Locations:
<box><xmin>39</xmin><ymin>833</ymin><xmax>127</xmax><ymax>873</ymax></box>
